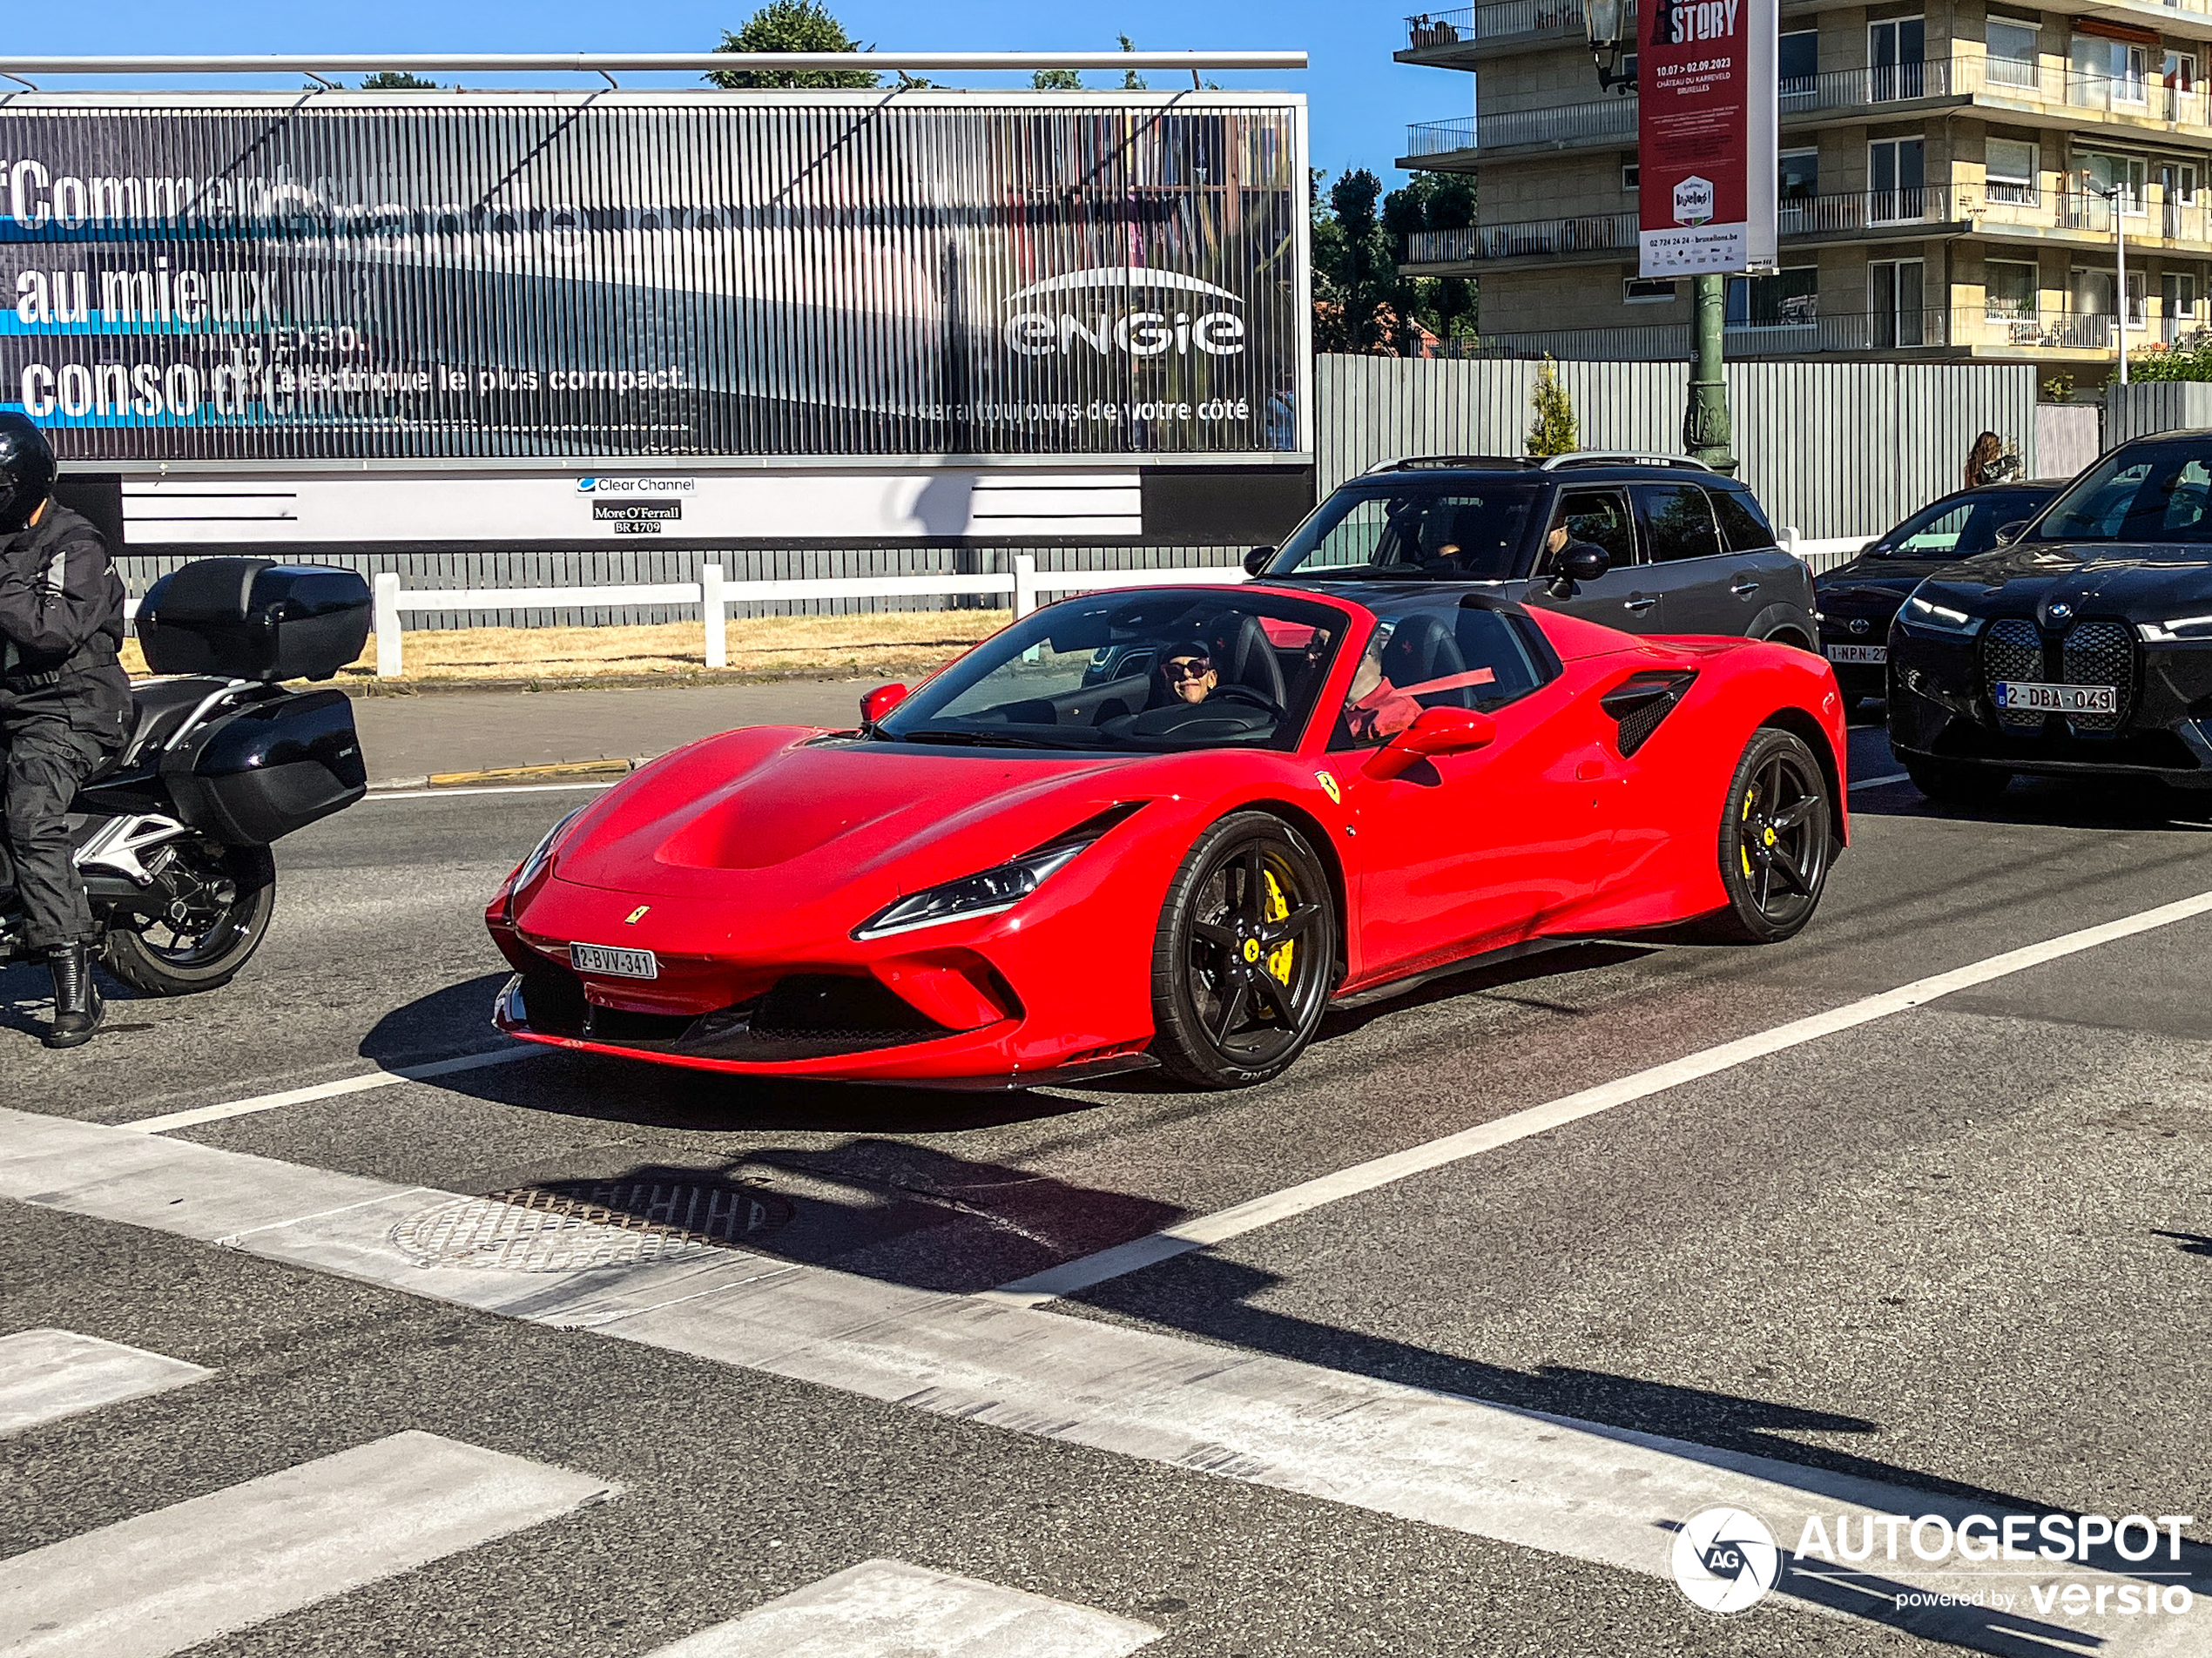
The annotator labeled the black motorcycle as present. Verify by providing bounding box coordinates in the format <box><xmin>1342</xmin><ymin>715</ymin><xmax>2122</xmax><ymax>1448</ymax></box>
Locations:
<box><xmin>0</xmin><ymin>558</ymin><xmax>372</xmax><ymax>994</ymax></box>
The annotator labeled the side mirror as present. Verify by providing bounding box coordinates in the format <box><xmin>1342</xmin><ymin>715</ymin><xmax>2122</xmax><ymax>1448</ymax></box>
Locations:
<box><xmin>1366</xmin><ymin>705</ymin><xmax>1497</xmax><ymax>777</ymax></box>
<box><xmin>860</xmin><ymin>683</ymin><xmax>908</xmax><ymax>725</ymax></box>
<box><xmin>1561</xmin><ymin>544</ymin><xmax>1611</xmax><ymax>583</ymax></box>
<box><xmin>1244</xmin><ymin>545</ymin><xmax>1278</xmax><ymax>576</ymax></box>
<box><xmin>1994</xmin><ymin>521</ymin><xmax>2028</xmax><ymax>545</ymax></box>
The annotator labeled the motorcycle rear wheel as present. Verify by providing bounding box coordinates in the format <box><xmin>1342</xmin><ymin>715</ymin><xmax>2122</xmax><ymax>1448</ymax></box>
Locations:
<box><xmin>101</xmin><ymin>845</ymin><xmax>276</xmax><ymax>996</ymax></box>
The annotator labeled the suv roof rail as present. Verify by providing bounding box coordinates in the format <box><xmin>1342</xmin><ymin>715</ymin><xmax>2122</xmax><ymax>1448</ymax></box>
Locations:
<box><xmin>1537</xmin><ymin>450</ymin><xmax>1717</xmax><ymax>473</ymax></box>
<box><xmin>1361</xmin><ymin>455</ymin><xmax>1535</xmax><ymax>475</ymax></box>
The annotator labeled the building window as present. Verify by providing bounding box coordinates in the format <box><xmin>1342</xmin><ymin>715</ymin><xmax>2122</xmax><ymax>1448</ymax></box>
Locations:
<box><xmin>1869</xmin><ymin>137</ymin><xmax>1927</xmax><ymax>222</ymax></box>
<box><xmin>2073</xmin><ymin>34</ymin><xmax>2149</xmax><ymax>106</ymax></box>
<box><xmin>1625</xmin><ymin>277</ymin><xmax>1678</xmax><ymax>304</ymax></box>
<box><xmin>1986</xmin><ymin>138</ymin><xmax>2039</xmax><ymax>205</ymax></box>
<box><xmin>1871</xmin><ymin>259</ymin><xmax>1926</xmax><ymax>347</ymax></box>
<box><xmin>1622</xmin><ymin>160</ymin><xmax>1640</xmax><ymax>191</ymax></box>
<box><xmin>2074</xmin><ymin>267</ymin><xmax>2147</xmax><ymax>324</ymax></box>
<box><xmin>2161</xmin><ymin>272</ymin><xmax>2198</xmax><ymax>321</ymax></box>
<box><xmin>1986</xmin><ymin>259</ymin><xmax>2039</xmax><ymax>320</ymax></box>
<box><xmin>1985</xmin><ymin>18</ymin><xmax>2040</xmax><ymax>89</ymax></box>
<box><xmin>1726</xmin><ymin>267</ymin><xmax>1819</xmax><ymax>328</ymax></box>
<box><xmin>2165</xmin><ymin>50</ymin><xmax>2195</xmax><ymax>92</ymax></box>
<box><xmin>2080</xmin><ymin>152</ymin><xmax>2148</xmax><ymax>213</ymax></box>
<box><xmin>1870</xmin><ymin>17</ymin><xmax>1927</xmax><ymax>99</ymax></box>
<box><xmin>1780</xmin><ymin>30</ymin><xmax>1819</xmax><ymax>98</ymax></box>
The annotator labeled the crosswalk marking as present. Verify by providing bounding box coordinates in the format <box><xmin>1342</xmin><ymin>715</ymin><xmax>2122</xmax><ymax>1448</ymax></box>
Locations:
<box><xmin>0</xmin><ymin>1330</ymin><xmax>211</xmax><ymax>1439</ymax></box>
<box><xmin>644</xmin><ymin>1559</ymin><xmax>1161</xmax><ymax>1657</ymax></box>
<box><xmin>0</xmin><ymin>1430</ymin><xmax>616</xmax><ymax>1658</ymax></box>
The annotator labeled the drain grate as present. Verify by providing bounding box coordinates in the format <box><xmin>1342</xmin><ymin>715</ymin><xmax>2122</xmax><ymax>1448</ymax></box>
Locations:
<box><xmin>390</xmin><ymin>1178</ymin><xmax>793</xmax><ymax>1272</ymax></box>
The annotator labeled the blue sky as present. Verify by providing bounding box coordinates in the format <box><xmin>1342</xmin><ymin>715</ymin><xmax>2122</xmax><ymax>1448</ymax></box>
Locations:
<box><xmin>23</xmin><ymin>2</ymin><xmax>1475</xmax><ymax>187</ymax></box>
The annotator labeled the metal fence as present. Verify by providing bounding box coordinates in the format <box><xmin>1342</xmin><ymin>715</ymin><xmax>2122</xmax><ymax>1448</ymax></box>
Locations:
<box><xmin>1313</xmin><ymin>354</ymin><xmax>2044</xmax><ymax>540</ymax></box>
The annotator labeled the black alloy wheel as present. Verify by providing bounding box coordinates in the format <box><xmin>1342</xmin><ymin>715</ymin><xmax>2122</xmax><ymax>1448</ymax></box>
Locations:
<box><xmin>100</xmin><ymin>843</ymin><xmax>277</xmax><ymax>995</ymax></box>
<box><xmin>1150</xmin><ymin>812</ymin><xmax>1338</xmax><ymax>1088</ymax></box>
<box><xmin>1699</xmin><ymin>728</ymin><xmax>1834</xmax><ymax>944</ymax></box>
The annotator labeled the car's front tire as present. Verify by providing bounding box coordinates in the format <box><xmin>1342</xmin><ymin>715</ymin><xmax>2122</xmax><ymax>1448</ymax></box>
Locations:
<box><xmin>1150</xmin><ymin>812</ymin><xmax>1338</xmax><ymax>1088</ymax></box>
<box><xmin>1902</xmin><ymin>752</ymin><xmax>2013</xmax><ymax>805</ymax></box>
<box><xmin>1696</xmin><ymin>728</ymin><xmax>1834</xmax><ymax>944</ymax></box>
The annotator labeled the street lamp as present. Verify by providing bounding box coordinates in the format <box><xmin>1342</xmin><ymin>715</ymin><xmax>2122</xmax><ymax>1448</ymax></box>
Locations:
<box><xmin>1583</xmin><ymin>0</ymin><xmax>1635</xmax><ymax>93</ymax></box>
<box><xmin>2080</xmin><ymin>171</ymin><xmax>2130</xmax><ymax>386</ymax></box>
<box><xmin>1587</xmin><ymin>0</ymin><xmax>1736</xmax><ymax>471</ymax></box>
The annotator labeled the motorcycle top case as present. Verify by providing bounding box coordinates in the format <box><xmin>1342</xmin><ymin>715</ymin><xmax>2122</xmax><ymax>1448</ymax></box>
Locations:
<box><xmin>137</xmin><ymin>559</ymin><xmax>371</xmax><ymax>682</ymax></box>
<box><xmin>158</xmin><ymin>689</ymin><xmax>368</xmax><ymax>846</ymax></box>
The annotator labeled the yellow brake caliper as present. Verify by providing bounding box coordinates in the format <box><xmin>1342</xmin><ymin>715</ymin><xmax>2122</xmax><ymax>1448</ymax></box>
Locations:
<box><xmin>1264</xmin><ymin>868</ymin><xmax>1295</xmax><ymax>987</ymax></box>
<box><xmin>1741</xmin><ymin>785</ymin><xmax>1757</xmax><ymax>879</ymax></box>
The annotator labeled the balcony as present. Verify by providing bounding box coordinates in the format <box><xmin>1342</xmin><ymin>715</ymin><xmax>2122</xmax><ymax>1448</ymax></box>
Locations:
<box><xmin>1399</xmin><ymin>0</ymin><xmax>1599</xmax><ymax>57</ymax></box>
<box><xmin>1407</xmin><ymin>51</ymin><xmax>2212</xmax><ymax>164</ymax></box>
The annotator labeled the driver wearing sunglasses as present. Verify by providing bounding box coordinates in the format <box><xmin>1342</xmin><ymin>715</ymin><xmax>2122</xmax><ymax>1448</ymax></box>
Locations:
<box><xmin>1160</xmin><ymin>643</ymin><xmax>1218</xmax><ymax>705</ymax></box>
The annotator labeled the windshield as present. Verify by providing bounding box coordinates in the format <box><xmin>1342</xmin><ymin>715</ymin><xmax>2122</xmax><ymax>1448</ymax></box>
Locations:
<box><xmin>1879</xmin><ymin>489</ymin><xmax>2051</xmax><ymax>558</ymax></box>
<box><xmin>876</xmin><ymin>590</ymin><xmax>1346</xmax><ymax>753</ymax></box>
<box><xmin>2027</xmin><ymin>441</ymin><xmax>2212</xmax><ymax>543</ymax></box>
<box><xmin>1266</xmin><ymin>480</ymin><xmax>1542</xmax><ymax>580</ymax></box>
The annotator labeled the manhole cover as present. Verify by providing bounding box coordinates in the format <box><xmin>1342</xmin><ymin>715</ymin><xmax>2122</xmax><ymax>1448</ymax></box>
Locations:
<box><xmin>390</xmin><ymin>1179</ymin><xmax>792</xmax><ymax>1272</ymax></box>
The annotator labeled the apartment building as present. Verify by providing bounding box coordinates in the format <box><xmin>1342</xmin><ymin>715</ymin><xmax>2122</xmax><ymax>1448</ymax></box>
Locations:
<box><xmin>1396</xmin><ymin>0</ymin><xmax>2212</xmax><ymax>362</ymax></box>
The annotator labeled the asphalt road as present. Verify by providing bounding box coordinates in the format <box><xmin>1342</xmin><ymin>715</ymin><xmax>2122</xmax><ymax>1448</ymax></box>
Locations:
<box><xmin>4</xmin><ymin>714</ymin><xmax>2210</xmax><ymax>1658</ymax></box>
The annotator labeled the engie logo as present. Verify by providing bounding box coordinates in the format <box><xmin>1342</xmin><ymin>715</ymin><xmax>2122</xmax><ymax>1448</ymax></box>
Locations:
<box><xmin>1672</xmin><ymin>1506</ymin><xmax>1782</xmax><ymax>1613</ymax></box>
<box><xmin>1002</xmin><ymin>266</ymin><xmax>1246</xmax><ymax>360</ymax></box>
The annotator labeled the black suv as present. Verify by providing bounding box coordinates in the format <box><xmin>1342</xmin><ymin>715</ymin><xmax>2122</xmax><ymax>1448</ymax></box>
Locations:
<box><xmin>1254</xmin><ymin>453</ymin><xmax>1818</xmax><ymax>647</ymax></box>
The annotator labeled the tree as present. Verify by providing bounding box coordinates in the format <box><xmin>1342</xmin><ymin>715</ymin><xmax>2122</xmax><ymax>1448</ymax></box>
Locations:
<box><xmin>1031</xmin><ymin>68</ymin><xmax>1083</xmax><ymax>90</ymax></box>
<box><xmin>358</xmin><ymin>71</ymin><xmax>441</xmax><ymax>90</ymax></box>
<box><xmin>709</xmin><ymin>1</ymin><xmax>879</xmax><ymax>89</ymax></box>
<box><xmin>1319</xmin><ymin>169</ymin><xmax>1393</xmax><ymax>354</ymax></box>
<box><xmin>1118</xmin><ymin>35</ymin><xmax>1148</xmax><ymax>91</ymax></box>
<box><xmin>1527</xmin><ymin>356</ymin><xmax>1579</xmax><ymax>456</ymax></box>
<box><xmin>1382</xmin><ymin>172</ymin><xmax>1479</xmax><ymax>352</ymax></box>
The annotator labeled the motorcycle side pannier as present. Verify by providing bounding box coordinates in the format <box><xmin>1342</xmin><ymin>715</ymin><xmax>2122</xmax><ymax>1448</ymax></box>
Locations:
<box><xmin>158</xmin><ymin>690</ymin><xmax>368</xmax><ymax>846</ymax></box>
<box><xmin>138</xmin><ymin>558</ymin><xmax>372</xmax><ymax>683</ymax></box>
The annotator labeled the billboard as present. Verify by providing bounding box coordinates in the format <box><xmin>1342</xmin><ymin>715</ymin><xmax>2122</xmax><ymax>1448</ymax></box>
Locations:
<box><xmin>0</xmin><ymin>92</ymin><xmax>1308</xmax><ymax>466</ymax></box>
<box><xmin>1636</xmin><ymin>0</ymin><xmax>1778</xmax><ymax>277</ymax></box>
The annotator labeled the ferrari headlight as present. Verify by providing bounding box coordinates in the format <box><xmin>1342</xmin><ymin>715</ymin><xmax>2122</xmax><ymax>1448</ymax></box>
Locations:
<box><xmin>853</xmin><ymin>804</ymin><xmax>1144</xmax><ymax>940</ymax></box>
<box><xmin>853</xmin><ymin>843</ymin><xmax>1088</xmax><ymax>940</ymax></box>
<box><xmin>2138</xmin><ymin>613</ymin><xmax>2212</xmax><ymax>643</ymax></box>
<box><xmin>512</xmin><ymin>806</ymin><xmax>586</xmax><ymax>892</ymax></box>
<box><xmin>1900</xmin><ymin>593</ymin><xmax>1980</xmax><ymax>635</ymax></box>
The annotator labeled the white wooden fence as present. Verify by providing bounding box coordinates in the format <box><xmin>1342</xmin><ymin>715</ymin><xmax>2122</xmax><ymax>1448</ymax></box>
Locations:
<box><xmin>366</xmin><ymin>554</ymin><xmax>1245</xmax><ymax>678</ymax></box>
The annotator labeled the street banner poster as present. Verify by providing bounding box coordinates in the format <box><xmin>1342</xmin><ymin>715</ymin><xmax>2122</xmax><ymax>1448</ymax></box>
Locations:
<box><xmin>1637</xmin><ymin>0</ymin><xmax>1779</xmax><ymax>277</ymax></box>
<box><xmin>0</xmin><ymin>95</ymin><xmax>1305</xmax><ymax>464</ymax></box>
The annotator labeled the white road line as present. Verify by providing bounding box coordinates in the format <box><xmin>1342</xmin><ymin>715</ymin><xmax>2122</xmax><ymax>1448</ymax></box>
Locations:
<box><xmin>367</xmin><ymin>780</ymin><xmax>620</xmax><ymax>801</ymax></box>
<box><xmin>122</xmin><ymin>1048</ymin><xmax>539</xmax><ymax>1135</ymax></box>
<box><xmin>644</xmin><ymin>1559</ymin><xmax>1161</xmax><ymax>1658</ymax></box>
<box><xmin>986</xmin><ymin>885</ymin><xmax>2212</xmax><ymax>1309</ymax></box>
<box><xmin>0</xmin><ymin>1330</ymin><xmax>212</xmax><ymax>1439</ymax></box>
<box><xmin>1849</xmin><ymin>771</ymin><xmax>1909</xmax><ymax>790</ymax></box>
<box><xmin>4</xmin><ymin>1109</ymin><xmax>2208</xmax><ymax>1655</ymax></box>
<box><xmin>0</xmin><ymin>1431</ymin><xmax>615</xmax><ymax>1658</ymax></box>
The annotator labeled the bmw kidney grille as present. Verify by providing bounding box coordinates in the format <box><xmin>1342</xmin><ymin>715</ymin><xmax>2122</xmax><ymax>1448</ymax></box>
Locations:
<box><xmin>1979</xmin><ymin>617</ymin><xmax>2135</xmax><ymax>733</ymax></box>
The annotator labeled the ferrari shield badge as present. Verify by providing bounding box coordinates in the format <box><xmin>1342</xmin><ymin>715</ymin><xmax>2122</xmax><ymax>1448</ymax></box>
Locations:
<box><xmin>1314</xmin><ymin>770</ymin><xmax>1341</xmax><ymax>805</ymax></box>
<box><xmin>624</xmin><ymin>905</ymin><xmax>651</xmax><ymax>926</ymax></box>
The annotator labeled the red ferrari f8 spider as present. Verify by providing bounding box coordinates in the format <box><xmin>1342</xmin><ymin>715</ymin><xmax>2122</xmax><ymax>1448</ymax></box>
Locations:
<box><xmin>486</xmin><ymin>582</ymin><xmax>1847</xmax><ymax>1088</ymax></box>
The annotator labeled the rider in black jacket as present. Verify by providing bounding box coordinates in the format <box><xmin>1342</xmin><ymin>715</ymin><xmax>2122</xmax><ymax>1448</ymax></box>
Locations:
<box><xmin>0</xmin><ymin>414</ymin><xmax>132</xmax><ymax>1047</ymax></box>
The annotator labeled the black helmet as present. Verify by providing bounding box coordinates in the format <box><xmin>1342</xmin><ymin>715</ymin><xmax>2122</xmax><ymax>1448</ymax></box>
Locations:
<box><xmin>0</xmin><ymin>413</ymin><xmax>57</xmax><ymax>536</ymax></box>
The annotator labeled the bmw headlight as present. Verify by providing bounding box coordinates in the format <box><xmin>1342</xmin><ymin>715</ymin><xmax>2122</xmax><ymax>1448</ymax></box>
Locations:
<box><xmin>1899</xmin><ymin>593</ymin><xmax>1982</xmax><ymax>635</ymax></box>
<box><xmin>2137</xmin><ymin>613</ymin><xmax>2212</xmax><ymax>643</ymax></box>
<box><xmin>853</xmin><ymin>805</ymin><xmax>1143</xmax><ymax>940</ymax></box>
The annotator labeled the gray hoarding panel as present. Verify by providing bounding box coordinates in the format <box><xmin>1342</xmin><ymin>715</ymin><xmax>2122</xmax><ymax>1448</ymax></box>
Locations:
<box><xmin>1315</xmin><ymin>354</ymin><xmax>2040</xmax><ymax>537</ymax></box>
<box><xmin>3</xmin><ymin>92</ymin><xmax>1305</xmax><ymax>464</ymax></box>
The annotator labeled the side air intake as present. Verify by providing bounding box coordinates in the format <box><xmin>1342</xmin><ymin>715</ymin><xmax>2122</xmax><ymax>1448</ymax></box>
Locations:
<box><xmin>1601</xmin><ymin>671</ymin><xmax>1697</xmax><ymax>757</ymax></box>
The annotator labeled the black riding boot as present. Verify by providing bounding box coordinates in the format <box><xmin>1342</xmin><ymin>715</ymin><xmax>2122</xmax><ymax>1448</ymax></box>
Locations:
<box><xmin>44</xmin><ymin>940</ymin><xmax>103</xmax><ymax>1048</ymax></box>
